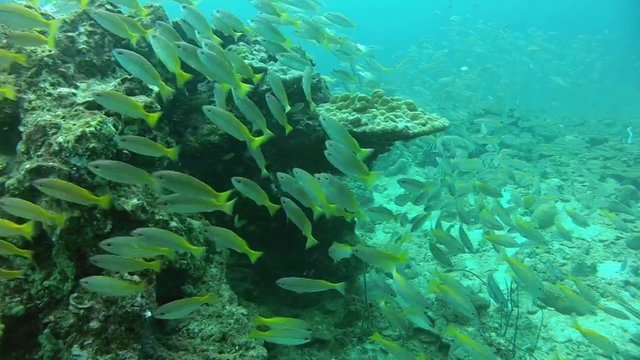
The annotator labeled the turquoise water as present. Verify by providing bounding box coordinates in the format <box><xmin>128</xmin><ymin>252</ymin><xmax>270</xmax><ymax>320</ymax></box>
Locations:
<box><xmin>0</xmin><ymin>0</ymin><xmax>639</xmax><ymax>359</ymax></box>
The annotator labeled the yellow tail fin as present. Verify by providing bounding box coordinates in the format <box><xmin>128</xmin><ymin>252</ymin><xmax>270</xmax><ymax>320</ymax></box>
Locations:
<box><xmin>97</xmin><ymin>195</ymin><xmax>112</xmax><ymax>210</ymax></box>
<box><xmin>47</xmin><ymin>19</ymin><xmax>60</xmax><ymax>50</ymax></box>
<box><xmin>145</xmin><ymin>112</ymin><xmax>162</xmax><ymax>128</ymax></box>
<box><xmin>158</xmin><ymin>83</ymin><xmax>175</xmax><ymax>102</ymax></box>
<box><xmin>166</xmin><ymin>146</ymin><xmax>180</xmax><ymax>161</ymax></box>
<box><xmin>21</xmin><ymin>220</ymin><xmax>36</xmax><ymax>240</ymax></box>
<box><xmin>175</xmin><ymin>69</ymin><xmax>193</xmax><ymax>88</ymax></box>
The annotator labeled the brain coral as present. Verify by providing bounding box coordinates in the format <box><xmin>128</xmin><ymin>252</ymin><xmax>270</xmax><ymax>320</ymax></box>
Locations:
<box><xmin>318</xmin><ymin>89</ymin><xmax>450</xmax><ymax>144</ymax></box>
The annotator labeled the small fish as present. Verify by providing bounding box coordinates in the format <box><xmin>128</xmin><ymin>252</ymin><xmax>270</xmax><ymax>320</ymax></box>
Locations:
<box><xmin>486</xmin><ymin>271</ymin><xmax>509</xmax><ymax>309</ymax></box>
<box><xmin>601</xmin><ymin>209</ymin><xmax>632</xmax><ymax>233</ymax></box>
<box><xmin>112</xmin><ymin>48</ymin><xmax>175</xmax><ymax>101</ymax></box>
<box><xmin>115</xmin><ymin>135</ymin><xmax>179</xmax><ymax>161</ymax></box>
<box><xmin>0</xmin><ymin>197</ymin><xmax>65</xmax><ymax>228</ymax></box>
<box><xmin>432</xmin><ymin>228</ymin><xmax>465</xmax><ymax>254</ymax></box>
<box><xmin>203</xmin><ymin>225</ymin><xmax>263</xmax><ymax>264</ymax></box>
<box><xmin>174</xmin><ymin>41</ymin><xmax>213</xmax><ymax>80</ymax></box>
<box><xmin>323</xmin><ymin>12</ymin><xmax>356</xmax><ymax>28</ymax></box>
<box><xmin>79</xmin><ymin>275</ymin><xmax>145</xmax><ymax>297</ymax></box>
<box><xmin>202</xmin><ymin>106</ymin><xmax>269</xmax><ymax>150</ymax></box>
<box><xmin>88</xmin><ymin>10</ymin><xmax>139</xmax><ymax>46</ymax></box>
<box><xmin>276</xmin><ymin>173</ymin><xmax>321</xmax><ymax>219</ymax></box>
<box><xmin>197</xmin><ymin>49</ymin><xmax>253</xmax><ymax>97</ymax></box>
<box><xmin>93</xmin><ymin>91</ymin><xmax>162</xmax><ymax>128</ymax></box>
<box><xmin>181</xmin><ymin>5</ymin><xmax>220</xmax><ymax>44</ymax></box>
<box><xmin>369</xmin><ymin>332</ymin><xmax>417</xmax><ymax>360</ymax></box>
<box><xmin>500</xmin><ymin>251</ymin><xmax>544</xmax><ymax>299</ymax></box>
<box><xmin>131</xmin><ymin>227</ymin><xmax>205</xmax><ymax>258</ymax></box>
<box><xmin>89</xmin><ymin>254</ymin><xmax>161</xmax><ymax>273</ymax></box>
<box><xmin>276</xmin><ymin>52</ymin><xmax>312</xmax><ymax>72</ymax></box>
<box><xmin>254</xmin><ymin>316</ymin><xmax>310</xmax><ymax>331</ymax></box>
<box><xmin>247</xmin><ymin>145</ymin><xmax>269</xmax><ymax>178</ymax></box>
<box><xmin>324</xmin><ymin>141</ymin><xmax>379</xmax><ymax>188</ymax></box>
<box><xmin>88</xmin><ymin>160</ymin><xmax>157</xmax><ymax>188</ymax></box>
<box><xmin>328</xmin><ymin>241</ymin><xmax>353</xmax><ymax>262</ymax></box>
<box><xmin>571</xmin><ymin>321</ymin><xmax>619</xmax><ymax>356</ymax></box>
<box><xmin>0</xmin><ymin>4</ymin><xmax>59</xmax><ymax>49</ymax></box>
<box><xmin>315</xmin><ymin>173</ymin><xmax>364</xmax><ymax>219</ymax></box>
<box><xmin>319</xmin><ymin>115</ymin><xmax>373</xmax><ymax>160</ymax></box>
<box><xmin>99</xmin><ymin>236</ymin><xmax>176</xmax><ymax>259</ymax></box>
<box><xmin>428</xmin><ymin>277</ymin><xmax>477</xmax><ymax>319</ymax></box>
<box><xmin>479</xmin><ymin>208</ymin><xmax>504</xmax><ymax>230</ymax></box>
<box><xmin>265</xmin><ymin>92</ymin><xmax>293</xmax><ymax>135</ymax></box>
<box><xmin>261</xmin><ymin>39</ymin><xmax>290</xmax><ymax>55</ymax></box>
<box><xmin>392</xmin><ymin>268</ymin><xmax>428</xmax><ymax>309</ymax></box>
<box><xmin>157</xmin><ymin>194</ymin><xmax>235</xmax><ymax>215</ymax></box>
<box><xmin>276</xmin><ymin>277</ymin><xmax>346</xmax><ymax>295</ymax></box>
<box><xmin>231</xmin><ymin>92</ymin><xmax>274</xmax><ymax>138</ymax></box>
<box><xmin>155</xmin><ymin>21</ymin><xmax>183</xmax><ymax>43</ymax></box>
<box><xmin>231</xmin><ymin>177</ymin><xmax>280</xmax><ymax>216</ymax></box>
<box><xmin>266</xmin><ymin>72</ymin><xmax>291</xmax><ymax>113</ymax></box>
<box><xmin>0</xmin><ymin>268</ymin><xmax>24</xmax><ymax>279</ymax></box>
<box><xmin>248</xmin><ymin>327</ymin><xmax>312</xmax><ymax>346</ymax></box>
<box><xmin>33</xmin><ymin>178</ymin><xmax>112</xmax><ymax>209</ymax></box>
<box><xmin>153</xmin><ymin>294</ymin><xmax>216</xmax><ymax>320</ymax></box>
<box><xmin>0</xmin><ymin>49</ymin><xmax>27</xmax><ymax>68</ymax></box>
<box><xmin>149</xmin><ymin>32</ymin><xmax>193</xmax><ymax>88</ymax></box>
<box><xmin>483</xmin><ymin>231</ymin><xmax>520</xmax><ymax>248</ymax></box>
<box><xmin>302</xmin><ymin>66</ymin><xmax>316</xmax><ymax>111</ymax></box>
<box><xmin>226</xmin><ymin>52</ymin><xmax>263</xmax><ymax>84</ymax></box>
<box><xmin>7</xmin><ymin>30</ymin><xmax>49</xmax><ymax>48</ymax></box>
<box><xmin>115</xmin><ymin>13</ymin><xmax>151</xmax><ymax>40</ymax></box>
<box><xmin>458</xmin><ymin>224</ymin><xmax>474</xmax><ymax>253</ymax></box>
<box><xmin>565</xmin><ymin>208</ymin><xmax>589</xmax><ymax>228</ymax></box>
<box><xmin>251</xmin><ymin>18</ymin><xmax>292</xmax><ymax>48</ymax></box>
<box><xmin>513</xmin><ymin>216</ymin><xmax>547</xmax><ymax>245</ymax></box>
<box><xmin>367</xmin><ymin>206</ymin><xmax>396</xmax><ymax>222</ymax></box>
<box><xmin>292</xmin><ymin>168</ymin><xmax>336</xmax><ymax>216</ymax></box>
<box><xmin>352</xmin><ymin>244</ymin><xmax>407</xmax><ymax>272</ymax></box>
<box><xmin>107</xmin><ymin>0</ymin><xmax>148</xmax><ymax>16</ymax></box>
<box><xmin>428</xmin><ymin>241</ymin><xmax>453</xmax><ymax>268</ymax></box>
<box><xmin>475</xmin><ymin>180</ymin><xmax>502</xmax><ymax>198</ymax></box>
<box><xmin>410</xmin><ymin>213</ymin><xmax>429</xmax><ymax>232</ymax></box>
<box><xmin>443</xmin><ymin>325</ymin><xmax>497</xmax><ymax>359</ymax></box>
<box><xmin>0</xmin><ymin>239</ymin><xmax>33</xmax><ymax>260</ymax></box>
<box><xmin>555</xmin><ymin>215</ymin><xmax>573</xmax><ymax>241</ymax></box>
<box><xmin>152</xmin><ymin>170</ymin><xmax>233</xmax><ymax>203</ymax></box>
<box><xmin>280</xmin><ymin>197</ymin><xmax>318</xmax><ymax>249</ymax></box>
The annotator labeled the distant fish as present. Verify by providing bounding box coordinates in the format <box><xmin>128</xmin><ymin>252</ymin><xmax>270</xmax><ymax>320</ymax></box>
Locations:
<box><xmin>280</xmin><ymin>197</ymin><xmax>318</xmax><ymax>249</ymax></box>
<box><xmin>33</xmin><ymin>178</ymin><xmax>112</xmax><ymax>209</ymax></box>
<box><xmin>131</xmin><ymin>227</ymin><xmax>205</xmax><ymax>258</ymax></box>
<box><xmin>79</xmin><ymin>275</ymin><xmax>144</xmax><ymax>297</ymax></box>
<box><xmin>115</xmin><ymin>135</ymin><xmax>179</xmax><ymax>161</ymax></box>
<box><xmin>89</xmin><ymin>254</ymin><xmax>161</xmax><ymax>273</ymax></box>
<box><xmin>204</xmin><ymin>225</ymin><xmax>263</xmax><ymax>264</ymax></box>
<box><xmin>327</xmin><ymin>241</ymin><xmax>353</xmax><ymax>262</ymax></box>
<box><xmin>248</xmin><ymin>327</ymin><xmax>312</xmax><ymax>346</ymax></box>
<box><xmin>93</xmin><ymin>90</ymin><xmax>162</xmax><ymax>128</ymax></box>
<box><xmin>231</xmin><ymin>177</ymin><xmax>280</xmax><ymax>216</ymax></box>
<box><xmin>0</xmin><ymin>197</ymin><xmax>65</xmax><ymax>228</ymax></box>
<box><xmin>153</xmin><ymin>294</ymin><xmax>216</xmax><ymax>320</ymax></box>
<box><xmin>0</xmin><ymin>239</ymin><xmax>33</xmax><ymax>260</ymax></box>
<box><xmin>276</xmin><ymin>276</ymin><xmax>346</xmax><ymax>295</ymax></box>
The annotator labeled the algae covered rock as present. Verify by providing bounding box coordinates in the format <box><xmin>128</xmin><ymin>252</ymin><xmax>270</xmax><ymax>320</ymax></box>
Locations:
<box><xmin>319</xmin><ymin>89</ymin><xmax>450</xmax><ymax>145</ymax></box>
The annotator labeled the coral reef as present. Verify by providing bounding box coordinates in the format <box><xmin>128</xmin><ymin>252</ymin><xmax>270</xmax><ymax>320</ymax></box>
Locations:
<box><xmin>0</xmin><ymin>2</ymin><xmax>451</xmax><ymax>359</ymax></box>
